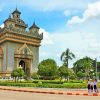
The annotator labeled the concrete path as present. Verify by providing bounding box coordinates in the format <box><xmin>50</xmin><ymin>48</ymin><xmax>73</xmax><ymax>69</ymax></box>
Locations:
<box><xmin>0</xmin><ymin>86</ymin><xmax>99</xmax><ymax>96</ymax></box>
<box><xmin>0</xmin><ymin>90</ymin><xmax>100</xmax><ymax>100</ymax></box>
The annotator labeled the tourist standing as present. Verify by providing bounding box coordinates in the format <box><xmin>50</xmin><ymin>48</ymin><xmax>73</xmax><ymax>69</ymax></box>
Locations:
<box><xmin>90</xmin><ymin>79</ymin><xmax>94</xmax><ymax>93</ymax></box>
<box><xmin>87</xmin><ymin>79</ymin><xmax>91</xmax><ymax>93</ymax></box>
<box><xmin>94</xmin><ymin>79</ymin><xmax>98</xmax><ymax>93</ymax></box>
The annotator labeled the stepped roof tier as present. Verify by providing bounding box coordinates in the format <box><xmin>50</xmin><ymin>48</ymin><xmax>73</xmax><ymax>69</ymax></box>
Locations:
<box><xmin>0</xmin><ymin>8</ymin><xmax>43</xmax><ymax>46</ymax></box>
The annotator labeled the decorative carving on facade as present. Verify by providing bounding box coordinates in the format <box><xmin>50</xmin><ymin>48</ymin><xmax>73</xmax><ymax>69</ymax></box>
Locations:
<box><xmin>1</xmin><ymin>25</ymin><xmax>43</xmax><ymax>40</ymax></box>
<box><xmin>15</xmin><ymin>44</ymin><xmax>33</xmax><ymax>59</ymax></box>
<box><xmin>1</xmin><ymin>8</ymin><xmax>43</xmax><ymax>40</ymax></box>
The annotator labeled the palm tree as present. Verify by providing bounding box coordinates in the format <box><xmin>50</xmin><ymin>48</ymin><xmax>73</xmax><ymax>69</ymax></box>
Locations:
<box><xmin>60</xmin><ymin>48</ymin><xmax>75</xmax><ymax>68</ymax></box>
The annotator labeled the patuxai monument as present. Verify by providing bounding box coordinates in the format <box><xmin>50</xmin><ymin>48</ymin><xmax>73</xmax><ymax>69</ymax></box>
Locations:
<box><xmin>0</xmin><ymin>8</ymin><xmax>43</xmax><ymax>78</ymax></box>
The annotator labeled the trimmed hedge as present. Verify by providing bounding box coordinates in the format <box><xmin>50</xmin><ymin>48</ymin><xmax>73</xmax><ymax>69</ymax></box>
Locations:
<box><xmin>0</xmin><ymin>82</ymin><xmax>36</xmax><ymax>87</ymax></box>
<box><xmin>32</xmin><ymin>80</ymin><xmax>64</xmax><ymax>84</ymax></box>
<box><xmin>0</xmin><ymin>81</ymin><xmax>87</xmax><ymax>88</ymax></box>
<box><xmin>32</xmin><ymin>80</ymin><xmax>83</xmax><ymax>84</ymax></box>
<box><xmin>0</xmin><ymin>80</ymin><xmax>99</xmax><ymax>88</ymax></box>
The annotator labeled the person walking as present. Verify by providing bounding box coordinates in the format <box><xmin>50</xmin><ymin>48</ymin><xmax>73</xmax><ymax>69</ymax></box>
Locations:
<box><xmin>87</xmin><ymin>79</ymin><xmax>91</xmax><ymax>93</ymax></box>
<box><xmin>90</xmin><ymin>79</ymin><xmax>94</xmax><ymax>93</ymax></box>
<box><xmin>94</xmin><ymin>79</ymin><xmax>98</xmax><ymax>93</ymax></box>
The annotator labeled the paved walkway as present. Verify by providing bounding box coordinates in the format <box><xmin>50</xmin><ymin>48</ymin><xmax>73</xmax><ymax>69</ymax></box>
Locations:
<box><xmin>0</xmin><ymin>86</ymin><xmax>99</xmax><ymax>96</ymax></box>
<box><xmin>1</xmin><ymin>90</ymin><xmax>100</xmax><ymax>100</ymax></box>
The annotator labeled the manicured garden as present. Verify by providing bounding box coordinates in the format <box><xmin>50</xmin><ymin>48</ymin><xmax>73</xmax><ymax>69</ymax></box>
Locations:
<box><xmin>1</xmin><ymin>49</ymin><xmax>100</xmax><ymax>89</ymax></box>
<box><xmin>0</xmin><ymin>80</ymin><xmax>100</xmax><ymax>89</ymax></box>
<box><xmin>0</xmin><ymin>80</ymin><xmax>85</xmax><ymax>88</ymax></box>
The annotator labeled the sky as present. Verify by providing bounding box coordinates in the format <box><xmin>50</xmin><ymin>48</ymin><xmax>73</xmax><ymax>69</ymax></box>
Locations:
<box><xmin>0</xmin><ymin>0</ymin><xmax>100</xmax><ymax>67</ymax></box>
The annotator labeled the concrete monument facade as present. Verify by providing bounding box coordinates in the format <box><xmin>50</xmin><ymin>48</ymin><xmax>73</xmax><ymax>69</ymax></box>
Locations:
<box><xmin>0</xmin><ymin>8</ymin><xmax>43</xmax><ymax>78</ymax></box>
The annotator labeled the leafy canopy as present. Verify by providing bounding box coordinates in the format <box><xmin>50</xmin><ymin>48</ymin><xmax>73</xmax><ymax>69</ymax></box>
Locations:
<box><xmin>38</xmin><ymin>58</ymin><xmax>58</xmax><ymax>79</ymax></box>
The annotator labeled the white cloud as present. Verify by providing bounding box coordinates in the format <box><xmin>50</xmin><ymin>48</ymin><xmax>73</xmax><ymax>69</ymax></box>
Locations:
<box><xmin>39</xmin><ymin>28</ymin><xmax>53</xmax><ymax>45</ymax></box>
<box><xmin>0</xmin><ymin>24</ymin><xmax>4</xmax><ymax>28</ymax></box>
<box><xmin>20</xmin><ymin>0</ymin><xmax>80</xmax><ymax>11</ymax></box>
<box><xmin>0</xmin><ymin>3</ymin><xmax>4</xmax><ymax>12</ymax></box>
<box><xmin>68</xmin><ymin>16</ymin><xmax>84</xmax><ymax>25</ymax></box>
<box><xmin>64</xmin><ymin>10</ymin><xmax>71</xmax><ymax>16</ymax></box>
<box><xmin>40</xmin><ymin>29</ymin><xmax>100</xmax><ymax>66</ymax></box>
<box><xmin>3</xmin><ymin>0</ymin><xmax>96</xmax><ymax>12</ymax></box>
<box><xmin>64</xmin><ymin>9</ymin><xmax>79</xmax><ymax>16</ymax></box>
<box><xmin>39</xmin><ymin>51</ymin><xmax>49</xmax><ymax>57</ymax></box>
<box><xmin>68</xmin><ymin>1</ymin><xmax>100</xmax><ymax>25</ymax></box>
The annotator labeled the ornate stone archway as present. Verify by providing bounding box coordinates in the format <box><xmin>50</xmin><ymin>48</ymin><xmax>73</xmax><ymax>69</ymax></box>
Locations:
<box><xmin>0</xmin><ymin>8</ymin><xmax>43</xmax><ymax>78</ymax></box>
<box><xmin>14</xmin><ymin>44</ymin><xmax>33</xmax><ymax>79</ymax></box>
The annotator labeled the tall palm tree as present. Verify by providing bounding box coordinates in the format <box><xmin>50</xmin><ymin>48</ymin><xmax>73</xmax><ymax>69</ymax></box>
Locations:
<box><xmin>60</xmin><ymin>48</ymin><xmax>75</xmax><ymax>68</ymax></box>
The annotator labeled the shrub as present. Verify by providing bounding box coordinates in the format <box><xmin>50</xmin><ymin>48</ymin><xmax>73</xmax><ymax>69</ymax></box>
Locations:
<box><xmin>38</xmin><ymin>81</ymin><xmax>42</xmax><ymax>86</ymax></box>
<box><xmin>33</xmin><ymin>80</ymin><xmax>64</xmax><ymax>84</ymax></box>
<box><xmin>31</xmin><ymin>72</ymin><xmax>39</xmax><ymax>79</ymax></box>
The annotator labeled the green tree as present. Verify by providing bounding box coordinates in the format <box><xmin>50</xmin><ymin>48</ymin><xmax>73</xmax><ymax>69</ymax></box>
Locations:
<box><xmin>11</xmin><ymin>70</ymin><xmax>19</xmax><ymax>82</ymax></box>
<box><xmin>68</xmin><ymin>69</ymin><xmax>76</xmax><ymax>80</ymax></box>
<box><xmin>73</xmin><ymin>59</ymin><xmax>84</xmax><ymax>74</ymax></box>
<box><xmin>17</xmin><ymin>67</ymin><xmax>25</xmax><ymax>82</ymax></box>
<box><xmin>38</xmin><ymin>58</ymin><xmax>58</xmax><ymax>80</ymax></box>
<box><xmin>83</xmin><ymin>57</ymin><xmax>93</xmax><ymax>78</ymax></box>
<box><xmin>73</xmin><ymin>57</ymin><xmax>94</xmax><ymax>79</ymax></box>
<box><xmin>58</xmin><ymin>66</ymin><xmax>69</xmax><ymax>81</ymax></box>
<box><xmin>60</xmin><ymin>48</ymin><xmax>75</xmax><ymax>68</ymax></box>
<box><xmin>98</xmin><ymin>72</ymin><xmax>100</xmax><ymax>80</ymax></box>
<box><xmin>31</xmin><ymin>72</ymin><xmax>39</xmax><ymax>79</ymax></box>
<box><xmin>11</xmin><ymin>67</ymin><xmax>25</xmax><ymax>82</ymax></box>
<box><xmin>77</xmin><ymin>71</ymin><xmax>85</xmax><ymax>79</ymax></box>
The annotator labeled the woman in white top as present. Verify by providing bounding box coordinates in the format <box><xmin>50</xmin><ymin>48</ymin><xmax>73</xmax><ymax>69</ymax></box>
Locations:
<box><xmin>87</xmin><ymin>79</ymin><xmax>91</xmax><ymax>93</ymax></box>
<box><xmin>90</xmin><ymin>80</ymin><xmax>94</xmax><ymax>93</ymax></box>
<box><xmin>94</xmin><ymin>79</ymin><xmax>98</xmax><ymax>93</ymax></box>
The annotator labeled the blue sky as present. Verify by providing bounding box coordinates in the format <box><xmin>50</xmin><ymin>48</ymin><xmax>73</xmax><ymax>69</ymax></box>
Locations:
<box><xmin>0</xmin><ymin>0</ymin><xmax>100</xmax><ymax>67</ymax></box>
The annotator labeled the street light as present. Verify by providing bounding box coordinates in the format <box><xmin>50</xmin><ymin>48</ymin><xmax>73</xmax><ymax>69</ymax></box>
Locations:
<box><xmin>95</xmin><ymin>58</ymin><xmax>98</xmax><ymax>80</ymax></box>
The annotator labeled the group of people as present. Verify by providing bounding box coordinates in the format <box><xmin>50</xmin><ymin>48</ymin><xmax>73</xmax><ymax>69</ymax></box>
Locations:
<box><xmin>87</xmin><ymin>79</ymin><xmax>98</xmax><ymax>93</ymax></box>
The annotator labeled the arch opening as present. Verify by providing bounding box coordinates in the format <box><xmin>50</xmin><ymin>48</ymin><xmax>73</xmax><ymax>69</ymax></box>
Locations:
<box><xmin>19</xmin><ymin>60</ymin><xmax>25</xmax><ymax>72</ymax></box>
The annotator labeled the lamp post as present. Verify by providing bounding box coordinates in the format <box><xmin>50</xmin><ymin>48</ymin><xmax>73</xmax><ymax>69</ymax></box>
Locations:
<box><xmin>95</xmin><ymin>58</ymin><xmax>98</xmax><ymax>80</ymax></box>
